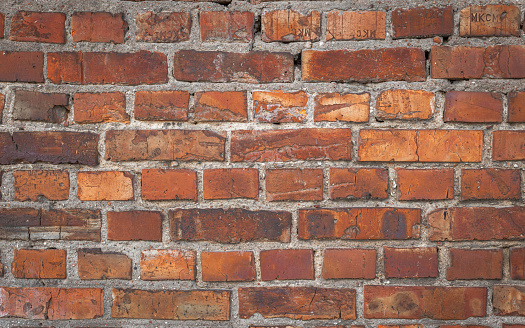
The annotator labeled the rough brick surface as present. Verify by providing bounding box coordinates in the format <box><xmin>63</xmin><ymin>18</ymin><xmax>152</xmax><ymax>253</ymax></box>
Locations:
<box><xmin>72</xmin><ymin>12</ymin><xmax>127</xmax><ymax>43</ymax></box>
<box><xmin>200</xmin><ymin>11</ymin><xmax>254</xmax><ymax>42</ymax></box>
<box><xmin>78</xmin><ymin>249</ymin><xmax>132</xmax><ymax>280</ymax></box>
<box><xmin>142</xmin><ymin>168</ymin><xmax>197</xmax><ymax>201</ymax></box>
<box><xmin>202</xmin><ymin>251</ymin><xmax>256</xmax><ymax>282</ymax></box>
<box><xmin>203</xmin><ymin>168</ymin><xmax>258</xmax><ymax>199</ymax></box>
<box><xmin>392</xmin><ymin>7</ymin><xmax>454</xmax><ymax>38</ymax></box>
<box><xmin>13</xmin><ymin>90</ymin><xmax>69</xmax><ymax>123</ymax></box>
<box><xmin>493</xmin><ymin>130</ymin><xmax>525</xmax><ymax>161</ymax></box>
<box><xmin>77</xmin><ymin>171</ymin><xmax>134</xmax><ymax>201</ymax></box>
<box><xmin>0</xmin><ymin>52</ymin><xmax>44</xmax><ymax>82</ymax></box>
<box><xmin>460</xmin><ymin>5</ymin><xmax>521</xmax><ymax>37</ymax></box>
<box><xmin>136</xmin><ymin>12</ymin><xmax>191</xmax><ymax>42</ymax></box>
<box><xmin>107</xmin><ymin>211</ymin><xmax>162</xmax><ymax>241</ymax></box>
<box><xmin>253</xmin><ymin>90</ymin><xmax>308</xmax><ymax>123</ymax></box>
<box><xmin>493</xmin><ymin>286</ymin><xmax>525</xmax><ymax>316</ymax></box>
<box><xmin>376</xmin><ymin>89</ymin><xmax>435</xmax><ymax>120</ymax></box>
<box><xmin>330</xmin><ymin>168</ymin><xmax>388</xmax><ymax>200</ymax></box>
<box><xmin>12</xmin><ymin>249</ymin><xmax>67</xmax><ymax>279</ymax></box>
<box><xmin>74</xmin><ymin>92</ymin><xmax>129</xmax><ymax>123</ymax></box>
<box><xmin>260</xmin><ymin>249</ymin><xmax>314</xmax><ymax>280</ymax></box>
<box><xmin>266</xmin><ymin>169</ymin><xmax>323</xmax><ymax>201</ymax></box>
<box><xmin>135</xmin><ymin>90</ymin><xmax>189</xmax><ymax>121</ymax></box>
<box><xmin>445</xmin><ymin>91</ymin><xmax>503</xmax><ymax>123</ymax></box>
<box><xmin>461</xmin><ymin>169</ymin><xmax>521</xmax><ymax>200</ymax></box>
<box><xmin>508</xmin><ymin>92</ymin><xmax>525</xmax><ymax>122</ymax></box>
<box><xmin>194</xmin><ymin>91</ymin><xmax>247</xmax><ymax>122</ymax></box>
<box><xmin>140</xmin><ymin>249</ymin><xmax>196</xmax><ymax>281</ymax></box>
<box><xmin>326</xmin><ymin>11</ymin><xmax>386</xmax><ymax>40</ymax></box>
<box><xmin>262</xmin><ymin>10</ymin><xmax>321</xmax><ymax>42</ymax></box>
<box><xmin>314</xmin><ymin>93</ymin><xmax>370</xmax><ymax>122</ymax></box>
<box><xmin>447</xmin><ymin>249</ymin><xmax>503</xmax><ymax>280</ymax></box>
<box><xmin>397</xmin><ymin>169</ymin><xmax>454</xmax><ymax>200</ymax></box>
<box><xmin>511</xmin><ymin>248</ymin><xmax>525</xmax><ymax>280</ymax></box>
<box><xmin>10</xmin><ymin>11</ymin><xmax>65</xmax><ymax>43</ymax></box>
<box><xmin>384</xmin><ymin>247</ymin><xmax>438</xmax><ymax>278</ymax></box>
<box><xmin>322</xmin><ymin>248</ymin><xmax>376</xmax><ymax>279</ymax></box>
<box><xmin>14</xmin><ymin>170</ymin><xmax>69</xmax><ymax>201</ymax></box>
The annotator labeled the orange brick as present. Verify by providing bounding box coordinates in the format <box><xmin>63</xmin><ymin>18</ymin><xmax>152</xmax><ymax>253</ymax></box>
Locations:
<box><xmin>330</xmin><ymin>168</ymin><xmax>388</xmax><ymax>200</ymax></box>
<box><xmin>314</xmin><ymin>93</ymin><xmax>370</xmax><ymax>122</ymax></box>
<box><xmin>78</xmin><ymin>248</ymin><xmax>132</xmax><ymax>280</ymax></box>
<box><xmin>77</xmin><ymin>171</ymin><xmax>134</xmax><ymax>201</ymax></box>
<box><xmin>358</xmin><ymin>129</ymin><xmax>417</xmax><ymax>161</ymax></box>
<box><xmin>72</xmin><ymin>12</ymin><xmax>127</xmax><ymax>43</ymax></box>
<box><xmin>266</xmin><ymin>169</ymin><xmax>323</xmax><ymax>201</ymax></box>
<box><xmin>460</xmin><ymin>5</ymin><xmax>521</xmax><ymax>37</ymax></box>
<box><xmin>12</xmin><ymin>249</ymin><xmax>67</xmax><ymax>279</ymax></box>
<box><xmin>107</xmin><ymin>211</ymin><xmax>162</xmax><ymax>241</ymax></box>
<box><xmin>262</xmin><ymin>10</ymin><xmax>320</xmax><ymax>42</ymax></box>
<box><xmin>135</xmin><ymin>90</ymin><xmax>189</xmax><ymax>121</ymax></box>
<box><xmin>260</xmin><ymin>249</ymin><xmax>314</xmax><ymax>281</ymax></box>
<box><xmin>326</xmin><ymin>11</ymin><xmax>386</xmax><ymax>40</ymax></box>
<box><xmin>398</xmin><ymin>169</ymin><xmax>454</xmax><ymax>200</ymax></box>
<box><xmin>447</xmin><ymin>248</ymin><xmax>503</xmax><ymax>280</ymax></box>
<box><xmin>461</xmin><ymin>169</ymin><xmax>521</xmax><ymax>200</ymax></box>
<box><xmin>142</xmin><ymin>169</ymin><xmax>197</xmax><ymax>201</ymax></box>
<box><xmin>376</xmin><ymin>89</ymin><xmax>435</xmax><ymax>120</ymax></box>
<box><xmin>10</xmin><ymin>11</ymin><xmax>65</xmax><ymax>43</ymax></box>
<box><xmin>384</xmin><ymin>247</ymin><xmax>438</xmax><ymax>278</ymax></box>
<box><xmin>194</xmin><ymin>91</ymin><xmax>247</xmax><ymax>122</ymax></box>
<box><xmin>253</xmin><ymin>91</ymin><xmax>308</xmax><ymax>123</ymax></box>
<box><xmin>200</xmin><ymin>11</ymin><xmax>254</xmax><ymax>42</ymax></box>
<box><xmin>140</xmin><ymin>249</ymin><xmax>196</xmax><ymax>280</ymax></box>
<box><xmin>74</xmin><ymin>92</ymin><xmax>129</xmax><ymax>123</ymax></box>
<box><xmin>14</xmin><ymin>170</ymin><xmax>69</xmax><ymax>201</ymax></box>
<box><xmin>322</xmin><ymin>248</ymin><xmax>376</xmax><ymax>279</ymax></box>
<box><xmin>493</xmin><ymin>130</ymin><xmax>525</xmax><ymax>161</ymax></box>
<box><xmin>136</xmin><ymin>12</ymin><xmax>191</xmax><ymax>42</ymax></box>
<box><xmin>445</xmin><ymin>91</ymin><xmax>503</xmax><ymax>123</ymax></box>
<box><xmin>508</xmin><ymin>92</ymin><xmax>525</xmax><ymax>122</ymax></box>
<box><xmin>203</xmin><ymin>168</ymin><xmax>258</xmax><ymax>200</ymax></box>
<box><xmin>202</xmin><ymin>251</ymin><xmax>256</xmax><ymax>282</ymax></box>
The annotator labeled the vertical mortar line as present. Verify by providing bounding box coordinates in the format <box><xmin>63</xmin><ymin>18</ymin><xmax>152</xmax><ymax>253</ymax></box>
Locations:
<box><xmin>437</xmin><ymin>243</ymin><xmax>450</xmax><ymax>282</ymax></box>
<box><xmin>454</xmin><ymin>166</ymin><xmax>461</xmax><ymax>201</ymax></box>
<box><xmin>225</xmin><ymin>130</ymin><xmax>232</xmax><ymax>164</ymax></box>
<box><xmin>322</xmin><ymin>166</ymin><xmax>330</xmax><ymax>202</ymax></box>
<box><xmin>258</xmin><ymin>163</ymin><xmax>266</xmax><ymax>202</ymax></box>
<box><xmin>162</xmin><ymin>208</ymin><xmax>171</xmax><ymax>244</ymax></box>
<box><xmin>314</xmin><ymin>245</ymin><xmax>323</xmax><ymax>280</ymax></box>
<box><xmin>501</xmin><ymin>92</ymin><xmax>509</xmax><ymax>123</ymax></box>
<box><xmin>376</xmin><ymin>243</ymin><xmax>384</xmax><ymax>281</ymax></box>
<box><xmin>126</xmin><ymin>89</ymin><xmax>135</xmax><ymax>122</ymax></box>
<box><xmin>502</xmin><ymin>246</ymin><xmax>510</xmax><ymax>281</ymax></box>
<box><xmin>390</xmin><ymin>164</ymin><xmax>398</xmax><ymax>201</ymax></box>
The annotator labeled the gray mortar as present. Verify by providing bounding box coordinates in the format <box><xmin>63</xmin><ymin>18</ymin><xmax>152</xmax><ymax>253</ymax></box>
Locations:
<box><xmin>0</xmin><ymin>0</ymin><xmax>524</xmax><ymax>327</ymax></box>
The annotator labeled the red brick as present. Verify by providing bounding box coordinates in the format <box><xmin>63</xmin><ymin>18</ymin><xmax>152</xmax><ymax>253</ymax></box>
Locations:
<box><xmin>140</xmin><ymin>249</ymin><xmax>196</xmax><ymax>280</ymax></box>
<box><xmin>299</xmin><ymin>208</ymin><xmax>421</xmax><ymax>240</ymax></box>
<box><xmin>112</xmin><ymin>289</ymin><xmax>230</xmax><ymax>320</ymax></box>
<box><xmin>253</xmin><ymin>91</ymin><xmax>308</xmax><ymax>123</ymax></box>
<box><xmin>202</xmin><ymin>251</ymin><xmax>256</xmax><ymax>282</ymax></box>
<box><xmin>384</xmin><ymin>247</ymin><xmax>438</xmax><ymax>278</ymax></box>
<box><xmin>13</xmin><ymin>90</ymin><xmax>69</xmax><ymax>123</ymax></box>
<box><xmin>231</xmin><ymin>128</ymin><xmax>352</xmax><ymax>162</ymax></box>
<box><xmin>322</xmin><ymin>248</ymin><xmax>376</xmax><ymax>279</ymax></box>
<box><xmin>14</xmin><ymin>170</ymin><xmax>69</xmax><ymax>201</ymax></box>
<box><xmin>136</xmin><ymin>12</ymin><xmax>190</xmax><ymax>42</ymax></box>
<box><xmin>12</xmin><ymin>249</ymin><xmax>67</xmax><ymax>279</ymax></box>
<box><xmin>431</xmin><ymin>45</ymin><xmax>525</xmax><ymax>79</ymax></box>
<box><xmin>260</xmin><ymin>249</ymin><xmax>314</xmax><ymax>281</ymax></box>
<box><xmin>392</xmin><ymin>7</ymin><xmax>454</xmax><ymax>38</ymax></box>
<box><xmin>330</xmin><ymin>168</ymin><xmax>388</xmax><ymax>200</ymax></box>
<box><xmin>398</xmin><ymin>169</ymin><xmax>454</xmax><ymax>200</ymax></box>
<box><xmin>170</xmin><ymin>208</ymin><xmax>291</xmax><ymax>243</ymax></box>
<box><xmin>72</xmin><ymin>12</ymin><xmax>127</xmax><ymax>43</ymax></box>
<box><xmin>78</xmin><ymin>248</ymin><xmax>132</xmax><ymax>280</ymax></box>
<box><xmin>509</xmin><ymin>92</ymin><xmax>525</xmax><ymax>122</ymax></box>
<box><xmin>493</xmin><ymin>285</ymin><xmax>525</xmax><ymax>316</ymax></box>
<box><xmin>376</xmin><ymin>89</ymin><xmax>435</xmax><ymax>120</ymax></box>
<box><xmin>358</xmin><ymin>129</ymin><xmax>483</xmax><ymax>162</ymax></box>
<box><xmin>106</xmin><ymin>129</ymin><xmax>225</xmax><ymax>162</ymax></box>
<box><xmin>142</xmin><ymin>169</ymin><xmax>197</xmax><ymax>201</ymax></box>
<box><xmin>511</xmin><ymin>247</ymin><xmax>525</xmax><ymax>280</ymax></box>
<box><xmin>107</xmin><ymin>211</ymin><xmax>162</xmax><ymax>241</ymax></box>
<box><xmin>203</xmin><ymin>168</ymin><xmax>258</xmax><ymax>200</ymax></box>
<box><xmin>314</xmin><ymin>93</ymin><xmax>370</xmax><ymax>122</ymax></box>
<box><xmin>460</xmin><ymin>5</ymin><xmax>521</xmax><ymax>37</ymax></box>
<box><xmin>47</xmin><ymin>51</ymin><xmax>168</xmax><ymax>85</ymax></box>
<box><xmin>135</xmin><ymin>90</ymin><xmax>189</xmax><ymax>121</ymax></box>
<box><xmin>445</xmin><ymin>91</ymin><xmax>503</xmax><ymax>122</ymax></box>
<box><xmin>447</xmin><ymin>248</ymin><xmax>503</xmax><ymax>280</ymax></box>
<box><xmin>266</xmin><ymin>169</ymin><xmax>323</xmax><ymax>201</ymax></box>
<box><xmin>74</xmin><ymin>92</ymin><xmax>129</xmax><ymax>123</ymax></box>
<box><xmin>461</xmin><ymin>169</ymin><xmax>521</xmax><ymax>200</ymax></box>
<box><xmin>77</xmin><ymin>171</ymin><xmax>134</xmax><ymax>201</ymax></box>
<box><xmin>493</xmin><ymin>130</ymin><xmax>525</xmax><ymax>161</ymax></box>
<box><xmin>326</xmin><ymin>11</ymin><xmax>386</xmax><ymax>40</ymax></box>
<box><xmin>10</xmin><ymin>11</ymin><xmax>65</xmax><ymax>43</ymax></box>
<box><xmin>200</xmin><ymin>11</ymin><xmax>254</xmax><ymax>42</ymax></box>
<box><xmin>364</xmin><ymin>286</ymin><xmax>487</xmax><ymax>319</ymax></box>
<box><xmin>194</xmin><ymin>91</ymin><xmax>247</xmax><ymax>122</ymax></box>
<box><xmin>303</xmin><ymin>48</ymin><xmax>426</xmax><ymax>82</ymax></box>
<box><xmin>0</xmin><ymin>52</ymin><xmax>44</xmax><ymax>82</ymax></box>
<box><xmin>262</xmin><ymin>10</ymin><xmax>320</xmax><ymax>42</ymax></box>
<box><xmin>428</xmin><ymin>207</ymin><xmax>525</xmax><ymax>241</ymax></box>
<box><xmin>0</xmin><ymin>131</ymin><xmax>99</xmax><ymax>165</ymax></box>
<box><xmin>0</xmin><ymin>13</ymin><xmax>3</xmax><ymax>38</ymax></box>
<box><xmin>239</xmin><ymin>287</ymin><xmax>356</xmax><ymax>320</ymax></box>
<box><xmin>173</xmin><ymin>50</ymin><xmax>293</xmax><ymax>83</ymax></box>
<box><xmin>0</xmin><ymin>287</ymin><xmax>103</xmax><ymax>319</ymax></box>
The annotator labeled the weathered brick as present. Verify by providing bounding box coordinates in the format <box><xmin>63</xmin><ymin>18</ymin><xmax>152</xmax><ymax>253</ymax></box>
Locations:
<box><xmin>326</xmin><ymin>11</ymin><xmax>386</xmax><ymax>40</ymax></box>
<box><xmin>106</xmin><ymin>129</ymin><xmax>226</xmax><ymax>162</ymax></box>
<box><xmin>364</xmin><ymin>286</ymin><xmax>487</xmax><ymax>319</ymax></box>
<box><xmin>266</xmin><ymin>169</ymin><xmax>323</xmax><ymax>201</ymax></box>
<box><xmin>330</xmin><ymin>168</ymin><xmax>388</xmax><ymax>200</ymax></box>
<box><xmin>173</xmin><ymin>50</ymin><xmax>293</xmax><ymax>83</ymax></box>
<box><xmin>358</xmin><ymin>129</ymin><xmax>483</xmax><ymax>162</ymax></box>
<box><xmin>447</xmin><ymin>248</ymin><xmax>503</xmax><ymax>280</ymax></box>
<box><xmin>12</xmin><ymin>249</ymin><xmax>67</xmax><ymax>279</ymax></box>
<box><xmin>0</xmin><ymin>287</ymin><xmax>103</xmax><ymax>319</ymax></box>
<box><xmin>461</xmin><ymin>169</ymin><xmax>521</xmax><ymax>200</ymax></box>
<box><xmin>322</xmin><ymin>248</ymin><xmax>376</xmax><ymax>279</ymax></box>
<box><xmin>0</xmin><ymin>131</ymin><xmax>99</xmax><ymax>165</ymax></box>
<box><xmin>170</xmin><ymin>208</ymin><xmax>291</xmax><ymax>243</ymax></box>
<box><xmin>0</xmin><ymin>52</ymin><xmax>44</xmax><ymax>82</ymax></box>
<box><xmin>262</xmin><ymin>10</ymin><xmax>320</xmax><ymax>42</ymax></box>
<box><xmin>397</xmin><ymin>169</ymin><xmax>454</xmax><ymax>200</ymax></box>
<box><xmin>13</xmin><ymin>90</ymin><xmax>69</xmax><ymax>123</ymax></box>
<box><xmin>107</xmin><ymin>211</ymin><xmax>162</xmax><ymax>241</ymax></box>
<box><xmin>314</xmin><ymin>93</ymin><xmax>370</xmax><ymax>122</ymax></box>
<box><xmin>112</xmin><ymin>289</ymin><xmax>230</xmax><ymax>320</ymax></box>
<box><xmin>202</xmin><ymin>251</ymin><xmax>256</xmax><ymax>282</ymax></box>
<box><xmin>511</xmin><ymin>248</ymin><xmax>525</xmax><ymax>280</ymax></box>
<box><xmin>239</xmin><ymin>287</ymin><xmax>356</xmax><ymax>320</ymax></box>
<box><xmin>299</xmin><ymin>208</ymin><xmax>421</xmax><ymax>240</ymax></box>
<box><xmin>14</xmin><ymin>170</ymin><xmax>69</xmax><ymax>201</ymax></box>
<box><xmin>203</xmin><ymin>168</ymin><xmax>258</xmax><ymax>200</ymax></box>
<box><xmin>302</xmin><ymin>48</ymin><xmax>426</xmax><ymax>82</ymax></box>
<box><xmin>78</xmin><ymin>249</ymin><xmax>132</xmax><ymax>280</ymax></box>
<box><xmin>135</xmin><ymin>90</ymin><xmax>188</xmax><ymax>121</ymax></box>
<box><xmin>493</xmin><ymin>285</ymin><xmax>525</xmax><ymax>316</ymax></box>
<box><xmin>72</xmin><ymin>12</ymin><xmax>127</xmax><ymax>43</ymax></box>
<box><xmin>493</xmin><ymin>130</ymin><xmax>525</xmax><ymax>161</ymax></box>
<box><xmin>445</xmin><ymin>91</ymin><xmax>503</xmax><ymax>123</ymax></box>
<box><xmin>384</xmin><ymin>247</ymin><xmax>438</xmax><ymax>278</ymax></box>
<box><xmin>200</xmin><ymin>11</ymin><xmax>254</xmax><ymax>42</ymax></box>
<box><xmin>460</xmin><ymin>5</ymin><xmax>521</xmax><ymax>37</ymax></box>
<box><xmin>253</xmin><ymin>91</ymin><xmax>307</xmax><ymax>123</ymax></box>
<box><xmin>74</xmin><ymin>92</ymin><xmax>128</xmax><ymax>123</ymax></box>
<box><xmin>376</xmin><ymin>89</ymin><xmax>435</xmax><ymax>120</ymax></box>
<box><xmin>10</xmin><ymin>11</ymin><xmax>65</xmax><ymax>43</ymax></box>
<box><xmin>194</xmin><ymin>91</ymin><xmax>247</xmax><ymax>122</ymax></box>
<box><xmin>428</xmin><ymin>207</ymin><xmax>525</xmax><ymax>241</ymax></box>
<box><xmin>77</xmin><ymin>171</ymin><xmax>134</xmax><ymax>201</ymax></box>
<box><xmin>142</xmin><ymin>169</ymin><xmax>197</xmax><ymax>201</ymax></box>
<box><xmin>47</xmin><ymin>51</ymin><xmax>168</xmax><ymax>85</ymax></box>
<box><xmin>136</xmin><ymin>12</ymin><xmax>191</xmax><ymax>42</ymax></box>
<box><xmin>231</xmin><ymin>128</ymin><xmax>352</xmax><ymax>162</ymax></box>
<box><xmin>509</xmin><ymin>92</ymin><xmax>525</xmax><ymax>122</ymax></box>
<box><xmin>140</xmin><ymin>249</ymin><xmax>195</xmax><ymax>280</ymax></box>
<box><xmin>392</xmin><ymin>7</ymin><xmax>454</xmax><ymax>38</ymax></box>
<box><xmin>260</xmin><ymin>249</ymin><xmax>314</xmax><ymax>281</ymax></box>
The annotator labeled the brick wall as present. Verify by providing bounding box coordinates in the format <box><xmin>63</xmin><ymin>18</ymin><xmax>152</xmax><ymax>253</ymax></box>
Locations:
<box><xmin>0</xmin><ymin>0</ymin><xmax>524</xmax><ymax>327</ymax></box>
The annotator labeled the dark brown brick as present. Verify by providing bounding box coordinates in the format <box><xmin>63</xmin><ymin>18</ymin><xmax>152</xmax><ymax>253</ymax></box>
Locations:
<box><xmin>330</xmin><ymin>168</ymin><xmax>388</xmax><ymax>200</ymax></box>
<box><xmin>392</xmin><ymin>7</ymin><xmax>454</xmax><ymax>38</ymax></box>
<box><xmin>461</xmin><ymin>169</ymin><xmax>521</xmax><ymax>200</ymax></box>
<box><xmin>107</xmin><ymin>211</ymin><xmax>162</xmax><ymax>241</ymax></box>
<box><xmin>10</xmin><ymin>11</ymin><xmax>65</xmax><ymax>43</ymax></box>
<box><xmin>447</xmin><ymin>248</ymin><xmax>503</xmax><ymax>280</ymax></box>
<box><xmin>78</xmin><ymin>248</ymin><xmax>132</xmax><ymax>280</ymax></box>
<box><xmin>200</xmin><ymin>11</ymin><xmax>254</xmax><ymax>42</ymax></box>
<box><xmin>0</xmin><ymin>52</ymin><xmax>44</xmax><ymax>82</ymax></box>
<box><xmin>322</xmin><ymin>248</ymin><xmax>376</xmax><ymax>279</ymax></box>
<box><xmin>136</xmin><ymin>12</ymin><xmax>191</xmax><ymax>42</ymax></box>
<box><xmin>13</xmin><ymin>90</ymin><xmax>69</xmax><ymax>123</ymax></box>
<box><xmin>135</xmin><ymin>90</ymin><xmax>189</xmax><ymax>121</ymax></box>
<box><xmin>72</xmin><ymin>12</ymin><xmax>127</xmax><ymax>43</ymax></box>
<box><xmin>493</xmin><ymin>130</ymin><xmax>525</xmax><ymax>161</ymax></box>
<box><xmin>260</xmin><ymin>249</ymin><xmax>314</xmax><ymax>281</ymax></box>
<box><xmin>194</xmin><ymin>91</ymin><xmax>247</xmax><ymax>122</ymax></box>
<box><xmin>384</xmin><ymin>247</ymin><xmax>438</xmax><ymax>278</ymax></box>
<box><xmin>445</xmin><ymin>91</ymin><xmax>503</xmax><ymax>123</ymax></box>
<box><xmin>266</xmin><ymin>169</ymin><xmax>323</xmax><ymax>201</ymax></box>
